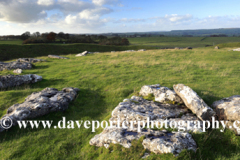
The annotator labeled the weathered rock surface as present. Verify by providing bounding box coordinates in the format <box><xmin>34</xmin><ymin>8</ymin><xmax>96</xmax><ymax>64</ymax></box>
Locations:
<box><xmin>211</xmin><ymin>95</ymin><xmax>240</xmax><ymax>135</ymax></box>
<box><xmin>89</xmin><ymin>127</ymin><xmax>197</xmax><ymax>156</ymax></box>
<box><xmin>109</xmin><ymin>96</ymin><xmax>188</xmax><ymax>127</ymax></box>
<box><xmin>0</xmin><ymin>61</ymin><xmax>32</xmax><ymax>71</ymax></box>
<box><xmin>0</xmin><ymin>74</ymin><xmax>42</xmax><ymax>89</ymax></box>
<box><xmin>0</xmin><ymin>87</ymin><xmax>79</xmax><ymax>132</ymax></box>
<box><xmin>48</xmin><ymin>55</ymin><xmax>69</xmax><ymax>59</ymax></box>
<box><xmin>13</xmin><ymin>69</ymin><xmax>22</xmax><ymax>74</ymax></box>
<box><xmin>212</xmin><ymin>95</ymin><xmax>240</xmax><ymax>121</ymax></box>
<box><xmin>173</xmin><ymin>84</ymin><xmax>216</xmax><ymax>121</ymax></box>
<box><xmin>139</xmin><ymin>84</ymin><xmax>183</xmax><ymax>104</ymax></box>
<box><xmin>16</xmin><ymin>58</ymin><xmax>45</xmax><ymax>63</ymax></box>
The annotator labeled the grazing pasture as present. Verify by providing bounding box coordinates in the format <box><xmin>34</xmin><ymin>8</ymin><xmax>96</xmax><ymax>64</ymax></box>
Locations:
<box><xmin>0</xmin><ymin>46</ymin><xmax>240</xmax><ymax>159</ymax></box>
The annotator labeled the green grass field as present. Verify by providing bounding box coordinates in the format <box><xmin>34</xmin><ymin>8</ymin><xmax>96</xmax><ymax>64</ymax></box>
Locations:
<box><xmin>0</xmin><ymin>47</ymin><xmax>240</xmax><ymax>159</ymax></box>
<box><xmin>128</xmin><ymin>37</ymin><xmax>240</xmax><ymax>48</ymax></box>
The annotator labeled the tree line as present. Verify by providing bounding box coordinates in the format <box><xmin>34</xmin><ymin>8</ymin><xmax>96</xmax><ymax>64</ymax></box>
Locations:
<box><xmin>0</xmin><ymin>31</ymin><xmax>129</xmax><ymax>46</ymax></box>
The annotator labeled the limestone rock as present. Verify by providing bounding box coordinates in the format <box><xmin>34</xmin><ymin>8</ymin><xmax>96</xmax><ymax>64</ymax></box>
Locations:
<box><xmin>138</xmin><ymin>49</ymin><xmax>146</xmax><ymax>51</ymax></box>
<box><xmin>89</xmin><ymin>127</ymin><xmax>197</xmax><ymax>156</ymax></box>
<box><xmin>0</xmin><ymin>87</ymin><xmax>79</xmax><ymax>132</ymax></box>
<box><xmin>212</xmin><ymin>95</ymin><xmax>240</xmax><ymax>121</ymax></box>
<box><xmin>13</xmin><ymin>69</ymin><xmax>22</xmax><ymax>74</ymax></box>
<box><xmin>0</xmin><ymin>74</ymin><xmax>42</xmax><ymax>89</ymax></box>
<box><xmin>233</xmin><ymin>48</ymin><xmax>240</xmax><ymax>51</ymax></box>
<box><xmin>142</xmin><ymin>131</ymin><xmax>197</xmax><ymax>156</ymax></box>
<box><xmin>139</xmin><ymin>84</ymin><xmax>183</xmax><ymax>104</ymax></box>
<box><xmin>173</xmin><ymin>84</ymin><xmax>216</xmax><ymax>121</ymax></box>
<box><xmin>109</xmin><ymin>96</ymin><xmax>188</xmax><ymax>127</ymax></box>
<box><xmin>0</xmin><ymin>61</ymin><xmax>32</xmax><ymax>71</ymax></box>
<box><xmin>16</xmin><ymin>58</ymin><xmax>45</xmax><ymax>63</ymax></box>
<box><xmin>48</xmin><ymin>55</ymin><xmax>69</xmax><ymax>59</ymax></box>
<box><xmin>76</xmin><ymin>51</ymin><xmax>88</xmax><ymax>57</ymax></box>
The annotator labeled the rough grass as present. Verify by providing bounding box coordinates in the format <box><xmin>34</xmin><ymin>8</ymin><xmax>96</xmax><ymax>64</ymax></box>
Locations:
<box><xmin>0</xmin><ymin>47</ymin><xmax>240</xmax><ymax>159</ymax></box>
<box><xmin>128</xmin><ymin>37</ymin><xmax>240</xmax><ymax>48</ymax></box>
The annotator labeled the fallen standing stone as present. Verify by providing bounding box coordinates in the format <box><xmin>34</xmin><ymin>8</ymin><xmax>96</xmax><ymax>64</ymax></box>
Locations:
<box><xmin>212</xmin><ymin>95</ymin><xmax>240</xmax><ymax>135</ymax></box>
<box><xmin>16</xmin><ymin>58</ymin><xmax>45</xmax><ymax>63</ymax></box>
<box><xmin>48</xmin><ymin>55</ymin><xmax>69</xmax><ymax>59</ymax></box>
<box><xmin>0</xmin><ymin>61</ymin><xmax>32</xmax><ymax>71</ymax></box>
<box><xmin>0</xmin><ymin>74</ymin><xmax>42</xmax><ymax>89</ymax></box>
<box><xmin>139</xmin><ymin>84</ymin><xmax>183</xmax><ymax>104</ymax></box>
<box><xmin>0</xmin><ymin>87</ymin><xmax>80</xmax><ymax>132</ymax></box>
<box><xmin>89</xmin><ymin>127</ymin><xmax>197</xmax><ymax>156</ymax></box>
<box><xmin>173</xmin><ymin>84</ymin><xmax>216</xmax><ymax>121</ymax></box>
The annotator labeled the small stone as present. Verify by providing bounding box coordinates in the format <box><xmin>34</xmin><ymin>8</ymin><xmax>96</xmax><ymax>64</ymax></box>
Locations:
<box><xmin>48</xmin><ymin>55</ymin><xmax>69</xmax><ymax>59</ymax></box>
<box><xmin>13</xmin><ymin>69</ymin><xmax>22</xmax><ymax>74</ymax></box>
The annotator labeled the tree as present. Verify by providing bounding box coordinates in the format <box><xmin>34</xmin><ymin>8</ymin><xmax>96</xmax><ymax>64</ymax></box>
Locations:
<box><xmin>57</xmin><ymin>32</ymin><xmax>65</xmax><ymax>41</ymax></box>
<box><xmin>46</xmin><ymin>32</ymin><xmax>56</xmax><ymax>42</ymax></box>
<box><xmin>20</xmin><ymin>31</ymin><xmax>31</xmax><ymax>40</ymax></box>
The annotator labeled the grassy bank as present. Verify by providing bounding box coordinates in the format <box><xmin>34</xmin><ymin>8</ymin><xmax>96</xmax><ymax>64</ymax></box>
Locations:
<box><xmin>0</xmin><ymin>43</ymin><xmax>156</xmax><ymax>61</ymax></box>
<box><xmin>0</xmin><ymin>48</ymin><xmax>240</xmax><ymax>159</ymax></box>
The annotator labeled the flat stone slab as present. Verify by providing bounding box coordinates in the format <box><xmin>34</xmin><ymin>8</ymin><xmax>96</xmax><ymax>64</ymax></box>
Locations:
<box><xmin>0</xmin><ymin>74</ymin><xmax>42</xmax><ymax>89</ymax></box>
<box><xmin>110</xmin><ymin>96</ymin><xmax>189</xmax><ymax>127</ymax></box>
<box><xmin>16</xmin><ymin>58</ymin><xmax>45</xmax><ymax>63</ymax></box>
<box><xmin>90</xmin><ymin>127</ymin><xmax>197</xmax><ymax>156</ymax></box>
<box><xmin>0</xmin><ymin>87</ymin><xmax>79</xmax><ymax>132</ymax></box>
<box><xmin>139</xmin><ymin>84</ymin><xmax>183</xmax><ymax>104</ymax></box>
<box><xmin>0</xmin><ymin>61</ymin><xmax>32</xmax><ymax>71</ymax></box>
<box><xmin>48</xmin><ymin>55</ymin><xmax>69</xmax><ymax>59</ymax></box>
<box><xmin>173</xmin><ymin>84</ymin><xmax>216</xmax><ymax>121</ymax></box>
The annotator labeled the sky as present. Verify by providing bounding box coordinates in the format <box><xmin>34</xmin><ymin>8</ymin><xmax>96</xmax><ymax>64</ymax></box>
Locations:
<box><xmin>0</xmin><ymin>0</ymin><xmax>240</xmax><ymax>35</ymax></box>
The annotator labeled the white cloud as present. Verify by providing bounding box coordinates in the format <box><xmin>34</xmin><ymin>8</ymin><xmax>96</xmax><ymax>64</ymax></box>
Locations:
<box><xmin>165</xmin><ymin>14</ymin><xmax>192</xmax><ymax>22</ymax></box>
<box><xmin>92</xmin><ymin>0</ymin><xmax>119</xmax><ymax>6</ymax></box>
<box><xmin>37</xmin><ymin>0</ymin><xmax>55</xmax><ymax>6</ymax></box>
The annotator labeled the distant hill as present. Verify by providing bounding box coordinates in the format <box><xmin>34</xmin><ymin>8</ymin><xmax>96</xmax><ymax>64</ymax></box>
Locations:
<box><xmin>100</xmin><ymin>28</ymin><xmax>240</xmax><ymax>37</ymax></box>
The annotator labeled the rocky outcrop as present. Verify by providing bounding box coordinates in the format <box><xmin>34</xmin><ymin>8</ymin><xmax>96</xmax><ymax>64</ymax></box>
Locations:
<box><xmin>0</xmin><ymin>61</ymin><xmax>32</xmax><ymax>71</ymax></box>
<box><xmin>0</xmin><ymin>74</ymin><xmax>42</xmax><ymax>89</ymax></box>
<box><xmin>48</xmin><ymin>55</ymin><xmax>69</xmax><ymax>59</ymax></box>
<box><xmin>13</xmin><ymin>69</ymin><xmax>22</xmax><ymax>74</ymax></box>
<box><xmin>0</xmin><ymin>87</ymin><xmax>79</xmax><ymax>132</ymax></box>
<box><xmin>139</xmin><ymin>84</ymin><xmax>183</xmax><ymax>104</ymax></box>
<box><xmin>89</xmin><ymin>127</ymin><xmax>197</xmax><ymax>156</ymax></box>
<box><xmin>16</xmin><ymin>58</ymin><xmax>45</xmax><ymax>63</ymax></box>
<box><xmin>173</xmin><ymin>84</ymin><xmax>216</xmax><ymax>121</ymax></box>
